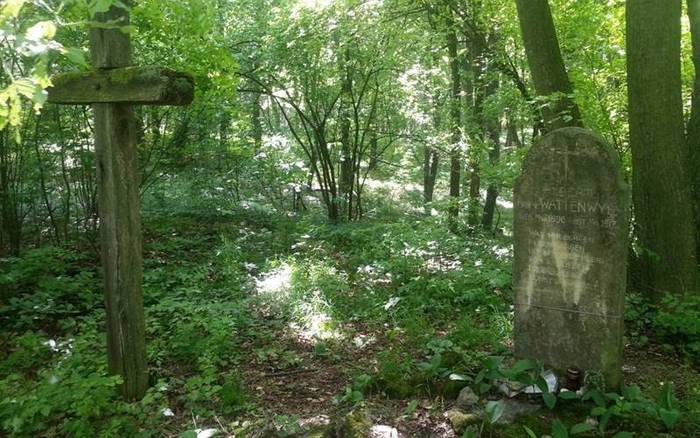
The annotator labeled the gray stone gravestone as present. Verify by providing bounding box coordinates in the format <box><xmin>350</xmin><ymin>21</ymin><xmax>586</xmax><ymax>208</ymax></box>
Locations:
<box><xmin>513</xmin><ymin>127</ymin><xmax>628</xmax><ymax>389</ymax></box>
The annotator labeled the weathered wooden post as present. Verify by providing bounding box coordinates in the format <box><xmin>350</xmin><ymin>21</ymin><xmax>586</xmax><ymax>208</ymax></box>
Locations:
<box><xmin>47</xmin><ymin>3</ymin><xmax>194</xmax><ymax>400</ymax></box>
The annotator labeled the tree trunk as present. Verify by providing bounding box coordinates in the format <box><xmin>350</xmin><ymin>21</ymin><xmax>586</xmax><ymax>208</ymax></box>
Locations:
<box><xmin>687</xmin><ymin>0</ymin><xmax>700</xmax><ymax>258</ymax></box>
<box><xmin>514</xmin><ymin>0</ymin><xmax>583</xmax><ymax>132</ymax></box>
<box><xmin>506</xmin><ymin>118</ymin><xmax>522</xmax><ymax>149</ymax></box>
<box><xmin>481</xmin><ymin>79</ymin><xmax>502</xmax><ymax>231</ymax></box>
<box><xmin>249</xmin><ymin>58</ymin><xmax>263</xmax><ymax>151</ymax></box>
<box><xmin>368</xmin><ymin>129</ymin><xmax>378</xmax><ymax>171</ymax></box>
<box><xmin>32</xmin><ymin>116</ymin><xmax>61</xmax><ymax>245</ymax></box>
<box><xmin>424</xmin><ymin>93</ymin><xmax>441</xmax><ymax>215</ymax></box>
<box><xmin>0</xmin><ymin>129</ymin><xmax>22</xmax><ymax>256</ymax></box>
<box><xmin>423</xmin><ymin>147</ymin><xmax>439</xmax><ymax>214</ymax></box>
<box><xmin>465</xmin><ymin>38</ymin><xmax>483</xmax><ymax>228</ymax></box>
<box><xmin>339</xmin><ymin>48</ymin><xmax>353</xmax><ymax>220</ymax></box>
<box><xmin>447</xmin><ymin>29</ymin><xmax>462</xmax><ymax>231</ymax></box>
<box><xmin>627</xmin><ymin>0</ymin><xmax>699</xmax><ymax>297</ymax></box>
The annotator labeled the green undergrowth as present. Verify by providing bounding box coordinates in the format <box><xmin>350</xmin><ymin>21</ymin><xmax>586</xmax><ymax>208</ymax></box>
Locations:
<box><xmin>1</xmin><ymin>197</ymin><xmax>699</xmax><ymax>437</ymax></box>
<box><xmin>276</xmin><ymin>217</ymin><xmax>515</xmax><ymax>399</ymax></box>
<box><xmin>0</xmin><ymin>204</ymin><xmax>302</xmax><ymax>437</ymax></box>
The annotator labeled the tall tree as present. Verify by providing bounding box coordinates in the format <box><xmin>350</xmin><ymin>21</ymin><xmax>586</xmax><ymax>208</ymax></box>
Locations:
<box><xmin>446</xmin><ymin>26</ymin><xmax>462</xmax><ymax>231</ymax></box>
<box><xmin>514</xmin><ymin>0</ymin><xmax>582</xmax><ymax>132</ymax></box>
<box><xmin>423</xmin><ymin>90</ymin><xmax>442</xmax><ymax>214</ymax></box>
<box><xmin>687</xmin><ymin>0</ymin><xmax>700</xmax><ymax>258</ymax></box>
<box><xmin>627</xmin><ymin>0</ymin><xmax>699</xmax><ymax>296</ymax></box>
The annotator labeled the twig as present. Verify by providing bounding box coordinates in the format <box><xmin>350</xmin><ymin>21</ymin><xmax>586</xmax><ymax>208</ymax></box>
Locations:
<box><xmin>214</xmin><ymin>415</ymin><xmax>230</xmax><ymax>436</ymax></box>
<box><xmin>263</xmin><ymin>367</ymin><xmax>318</xmax><ymax>377</ymax></box>
<box><xmin>191</xmin><ymin>411</ymin><xmax>198</xmax><ymax>430</ymax></box>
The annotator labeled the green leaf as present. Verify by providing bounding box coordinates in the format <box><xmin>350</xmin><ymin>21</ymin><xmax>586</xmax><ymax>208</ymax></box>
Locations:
<box><xmin>478</xmin><ymin>382</ymin><xmax>491</xmax><ymax>394</ymax></box>
<box><xmin>1</xmin><ymin>0</ymin><xmax>26</xmax><ymax>21</ymax></box>
<box><xmin>405</xmin><ymin>399</ymin><xmax>418</xmax><ymax>415</ymax></box>
<box><xmin>63</xmin><ymin>48</ymin><xmax>87</xmax><ymax>67</ymax></box>
<box><xmin>180</xmin><ymin>431</ymin><xmax>197</xmax><ymax>438</ymax></box>
<box><xmin>40</xmin><ymin>404</ymin><xmax>51</xmax><ymax>416</ymax></box>
<box><xmin>558</xmin><ymin>390</ymin><xmax>580</xmax><ymax>400</ymax></box>
<box><xmin>552</xmin><ymin>419</ymin><xmax>569</xmax><ymax>438</ymax></box>
<box><xmin>508</xmin><ymin>359</ymin><xmax>536</xmax><ymax>375</ymax></box>
<box><xmin>599</xmin><ymin>409</ymin><xmax>613</xmax><ymax>433</ymax></box>
<box><xmin>474</xmin><ymin>368</ymin><xmax>487</xmax><ymax>384</ymax></box>
<box><xmin>590</xmin><ymin>406</ymin><xmax>606</xmax><ymax>416</ymax></box>
<box><xmin>569</xmin><ymin>422</ymin><xmax>594</xmax><ymax>435</ymax></box>
<box><xmin>605</xmin><ymin>392</ymin><xmax>621</xmax><ymax>402</ymax></box>
<box><xmin>461</xmin><ymin>428</ymin><xmax>477</xmax><ymax>438</ymax></box>
<box><xmin>91</xmin><ymin>0</ymin><xmax>113</xmax><ymax>15</ymax></box>
<box><xmin>543</xmin><ymin>392</ymin><xmax>557</xmax><ymax>410</ymax></box>
<box><xmin>13</xmin><ymin>78</ymin><xmax>39</xmax><ymax>100</ymax></box>
<box><xmin>658</xmin><ymin>382</ymin><xmax>678</xmax><ymax>410</ymax></box>
<box><xmin>10</xmin><ymin>416</ymin><xmax>23</xmax><ymax>432</ymax></box>
<box><xmin>523</xmin><ymin>426</ymin><xmax>538</xmax><ymax>438</ymax></box>
<box><xmin>485</xmin><ymin>400</ymin><xmax>505</xmax><ymax>424</ymax></box>
<box><xmin>611</xmin><ymin>433</ymin><xmax>633</xmax><ymax>438</ymax></box>
<box><xmin>120</xmin><ymin>25</ymin><xmax>137</xmax><ymax>34</ymax></box>
<box><xmin>32</xmin><ymin>89</ymin><xmax>48</xmax><ymax>108</ymax></box>
<box><xmin>621</xmin><ymin>385</ymin><xmax>641</xmax><ymax>401</ymax></box>
<box><xmin>483</xmin><ymin>355</ymin><xmax>504</xmax><ymax>370</ymax></box>
<box><xmin>658</xmin><ymin>408</ymin><xmax>680</xmax><ymax>430</ymax></box>
<box><xmin>583</xmin><ymin>389</ymin><xmax>606</xmax><ymax>407</ymax></box>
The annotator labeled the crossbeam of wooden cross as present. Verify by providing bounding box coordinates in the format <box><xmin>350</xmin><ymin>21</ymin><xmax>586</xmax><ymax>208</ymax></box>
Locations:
<box><xmin>46</xmin><ymin>3</ymin><xmax>194</xmax><ymax>401</ymax></box>
<box><xmin>48</xmin><ymin>66</ymin><xmax>193</xmax><ymax>105</ymax></box>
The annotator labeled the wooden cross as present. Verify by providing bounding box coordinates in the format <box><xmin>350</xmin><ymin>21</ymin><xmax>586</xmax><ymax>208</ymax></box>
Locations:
<box><xmin>47</xmin><ymin>3</ymin><xmax>193</xmax><ymax>400</ymax></box>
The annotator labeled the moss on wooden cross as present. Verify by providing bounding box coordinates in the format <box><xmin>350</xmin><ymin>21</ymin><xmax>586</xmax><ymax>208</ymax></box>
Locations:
<box><xmin>48</xmin><ymin>66</ymin><xmax>194</xmax><ymax>106</ymax></box>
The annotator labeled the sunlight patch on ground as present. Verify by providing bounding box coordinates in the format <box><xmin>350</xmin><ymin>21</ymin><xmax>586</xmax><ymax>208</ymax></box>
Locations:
<box><xmin>255</xmin><ymin>262</ymin><xmax>344</xmax><ymax>343</ymax></box>
<box><xmin>288</xmin><ymin>307</ymin><xmax>340</xmax><ymax>343</ymax></box>
<box><xmin>289</xmin><ymin>285</ymin><xmax>344</xmax><ymax>343</ymax></box>
<box><xmin>353</xmin><ymin>333</ymin><xmax>376</xmax><ymax>349</ymax></box>
<box><xmin>364</xmin><ymin>178</ymin><xmax>421</xmax><ymax>197</ymax></box>
<box><xmin>255</xmin><ymin>263</ymin><xmax>293</xmax><ymax>296</ymax></box>
<box><xmin>398</xmin><ymin>241</ymin><xmax>463</xmax><ymax>273</ymax></box>
<box><xmin>357</xmin><ymin>263</ymin><xmax>393</xmax><ymax>285</ymax></box>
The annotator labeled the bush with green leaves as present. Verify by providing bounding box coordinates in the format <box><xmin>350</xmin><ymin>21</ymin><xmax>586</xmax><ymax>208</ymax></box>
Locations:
<box><xmin>0</xmin><ymin>322</ymin><xmax>171</xmax><ymax>437</ymax></box>
<box><xmin>470</xmin><ymin>356</ymin><xmax>683</xmax><ymax>437</ymax></box>
<box><xmin>654</xmin><ymin>295</ymin><xmax>700</xmax><ymax>359</ymax></box>
<box><xmin>626</xmin><ymin>292</ymin><xmax>700</xmax><ymax>360</ymax></box>
<box><xmin>0</xmin><ymin>246</ymin><xmax>100</xmax><ymax>332</ymax></box>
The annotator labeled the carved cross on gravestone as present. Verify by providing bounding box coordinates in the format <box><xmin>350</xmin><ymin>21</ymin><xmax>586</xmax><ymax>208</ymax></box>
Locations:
<box><xmin>47</xmin><ymin>3</ymin><xmax>194</xmax><ymax>400</ymax></box>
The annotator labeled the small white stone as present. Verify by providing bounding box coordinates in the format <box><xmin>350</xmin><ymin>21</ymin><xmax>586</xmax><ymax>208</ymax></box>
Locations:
<box><xmin>370</xmin><ymin>425</ymin><xmax>399</xmax><ymax>438</ymax></box>
<box><xmin>195</xmin><ymin>428</ymin><xmax>219</xmax><ymax>438</ymax></box>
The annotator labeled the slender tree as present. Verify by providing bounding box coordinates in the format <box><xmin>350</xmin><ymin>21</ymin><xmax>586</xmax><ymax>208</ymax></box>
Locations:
<box><xmin>627</xmin><ymin>0</ymin><xmax>699</xmax><ymax>297</ymax></box>
<box><xmin>514</xmin><ymin>0</ymin><xmax>582</xmax><ymax>132</ymax></box>
<box><xmin>687</xmin><ymin>0</ymin><xmax>700</xmax><ymax>258</ymax></box>
<box><xmin>423</xmin><ymin>91</ymin><xmax>441</xmax><ymax>214</ymax></box>
<box><xmin>446</xmin><ymin>27</ymin><xmax>462</xmax><ymax>231</ymax></box>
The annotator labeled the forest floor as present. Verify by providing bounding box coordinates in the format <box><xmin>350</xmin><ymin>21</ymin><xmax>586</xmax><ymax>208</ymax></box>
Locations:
<box><xmin>1</xmin><ymin>191</ymin><xmax>700</xmax><ymax>437</ymax></box>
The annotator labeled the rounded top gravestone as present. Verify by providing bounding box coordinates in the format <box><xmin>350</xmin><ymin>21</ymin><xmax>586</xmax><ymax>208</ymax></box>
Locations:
<box><xmin>513</xmin><ymin>127</ymin><xmax>629</xmax><ymax>389</ymax></box>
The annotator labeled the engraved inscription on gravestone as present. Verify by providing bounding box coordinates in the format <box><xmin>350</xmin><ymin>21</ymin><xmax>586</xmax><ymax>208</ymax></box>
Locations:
<box><xmin>513</xmin><ymin>127</ymin><xmax>628</xmax><ymax>389</ymax></box>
